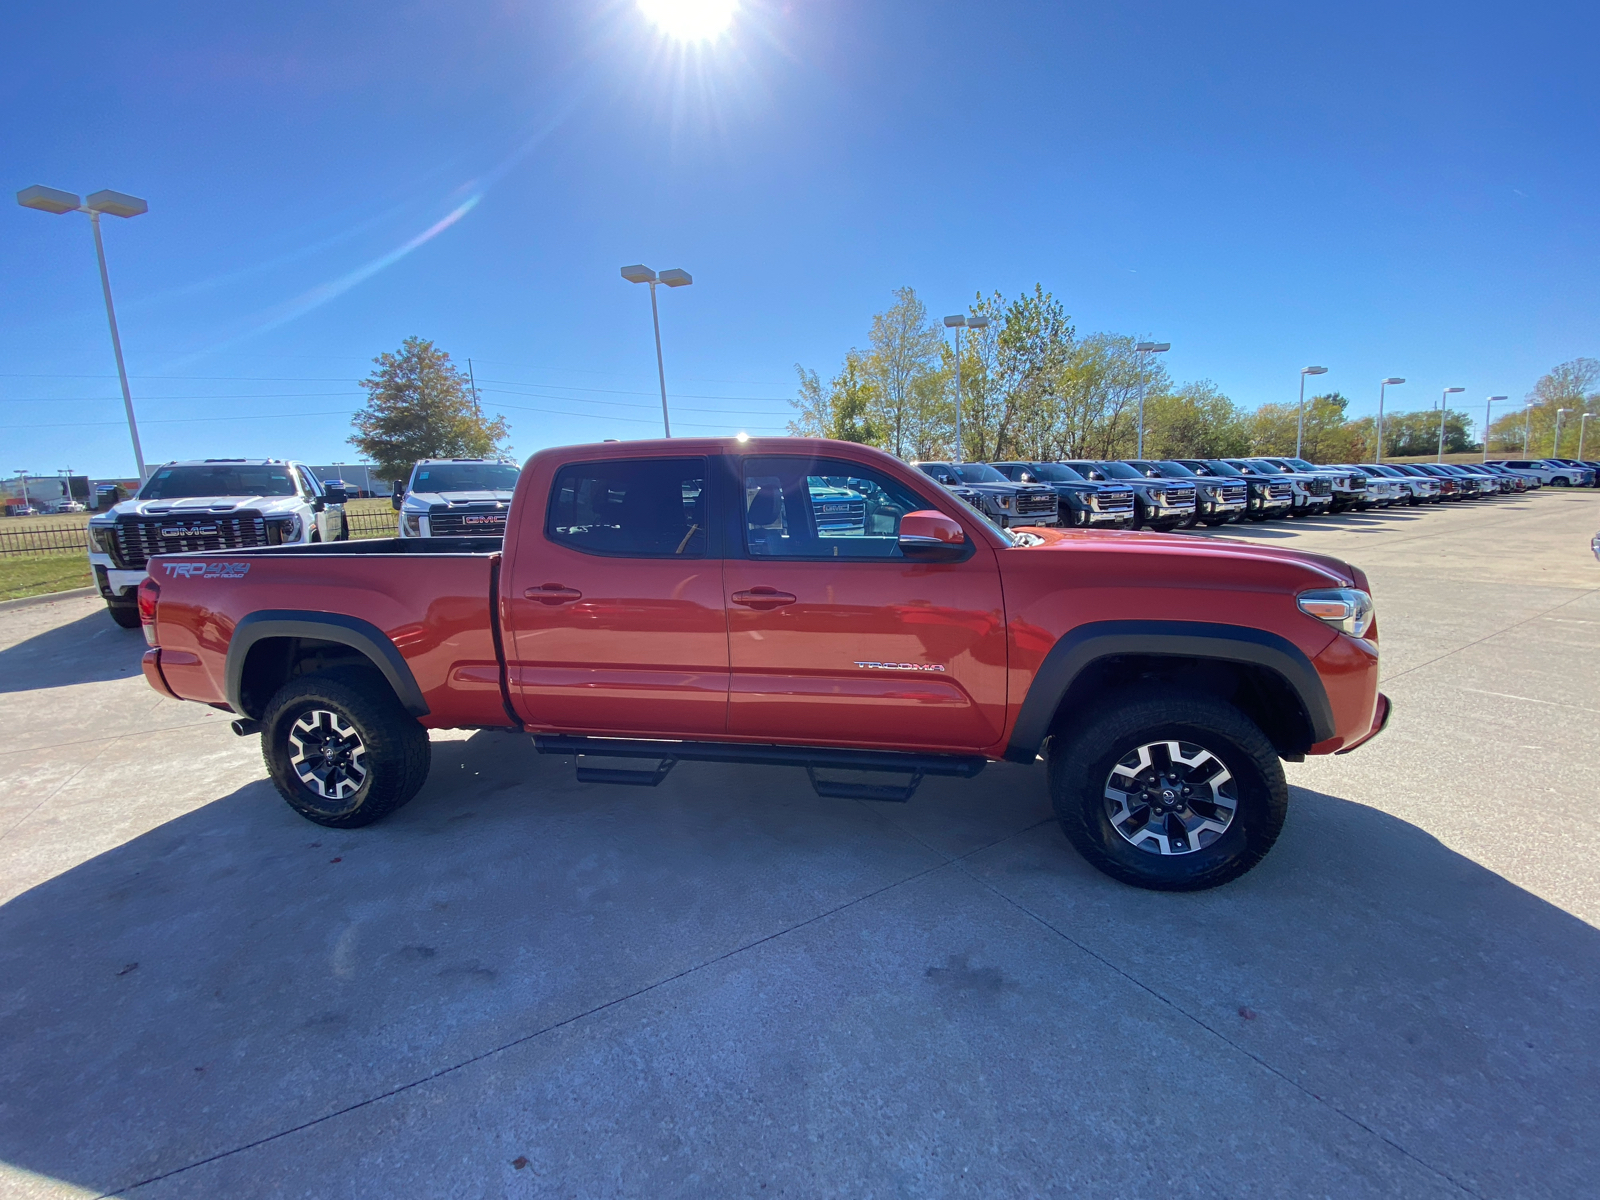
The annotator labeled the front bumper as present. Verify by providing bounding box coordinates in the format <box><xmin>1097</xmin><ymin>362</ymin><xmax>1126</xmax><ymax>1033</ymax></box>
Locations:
<box><xmin>1336</xmin><ymin>693</ymin><xmax>1391</xmax><ymax>755</ymax></box>
<box><xmin>91</xmin><ymin>554</ymin><xmax>147</xmax><ymax>599</ymax></box>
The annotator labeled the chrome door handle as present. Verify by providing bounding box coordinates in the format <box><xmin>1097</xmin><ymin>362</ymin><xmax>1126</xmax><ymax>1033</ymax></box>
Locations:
<box><xmin>731</xmin><ymin>587</ymin><xmax>797</xmax><ymax>609</ymax></box>
<box><xmin>525</xmin><ymin>584</ymin><xmax>583</xmax><ymax>605</ymax></box>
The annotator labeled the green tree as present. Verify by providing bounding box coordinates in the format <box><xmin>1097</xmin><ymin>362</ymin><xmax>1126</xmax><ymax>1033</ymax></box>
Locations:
<box><xmin>349</xmin><ymin>337</ymin><xmax>510</xmax><ymax>482</ymax></box>
<box><xmin>864</xmin><ymin>287</ymin><xmax>946</xmax><ymax>459</ymax></box>
<box><xmin>788</xmin><ymin>353</ymin><xmax>884</xmax><ymax>443</ymax></box>
<box><xmin>1487</xmin><ymin>358</ymin><xmax>1600</xmax><ymax>457</ymax></box>
<box><xmin>1382</xmin><ymin>408</ymin><xmax>1474</xmax><ymax>457</ymax></box>
<box><xmin>1143</xmin><ymin>381</ymin><xmax>1252</xmax><ymax>459</ymax></box>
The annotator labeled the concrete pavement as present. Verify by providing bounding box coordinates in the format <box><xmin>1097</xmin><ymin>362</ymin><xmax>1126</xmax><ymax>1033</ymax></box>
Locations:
<box><xmin>1</xmin><ymin>487</ymin><xmax>1596</xmax><ymax>1198</ymax></box>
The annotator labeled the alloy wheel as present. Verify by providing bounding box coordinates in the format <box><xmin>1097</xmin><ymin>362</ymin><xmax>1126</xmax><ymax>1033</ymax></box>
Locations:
<box><xmin>1104</xmin><ymin>739</ymin><xmax>1238</xmax><ymax>855</ymax></box>
<box><xmin>287</xmin><ymin>708</ymin><xmax>369</xmax><ymax>802</ymax></box>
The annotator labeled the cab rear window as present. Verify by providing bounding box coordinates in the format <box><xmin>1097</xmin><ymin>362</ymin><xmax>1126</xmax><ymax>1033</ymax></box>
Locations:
<box><xmin>546</xmin><ymin>458</ymin><xmax>707</xmax><ymax>558</ymax></box>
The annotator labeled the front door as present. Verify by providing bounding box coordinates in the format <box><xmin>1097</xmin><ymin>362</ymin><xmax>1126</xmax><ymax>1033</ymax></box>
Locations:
<box><xmin>723</xmin><ymin>454</ymin><xmax>1007</xmax><ymax>753</ymax></box>
<box><xmin>504</xmin><ymin>455</ymin><xmax>728</xmax><ymax>736</ymax></box>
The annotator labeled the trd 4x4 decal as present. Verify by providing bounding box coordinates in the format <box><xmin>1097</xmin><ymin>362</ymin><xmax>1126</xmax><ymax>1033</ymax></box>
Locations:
<box><xmin>162</xmin><ymin>561</ymin><xmax>251</xmax><ymax>579</ymax></box>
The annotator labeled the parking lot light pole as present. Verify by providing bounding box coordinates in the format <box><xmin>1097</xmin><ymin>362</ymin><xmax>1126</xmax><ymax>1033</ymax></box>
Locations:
<box><xmin>17</xmin><ymin>186</ymin><xmax>150</xmax><ymax>482</ymax></box>
<box><xmin>1135</xmin><ymin>341</ymin><xmax>1170</xmax><ymax>459</ymax></box>
<box><xmin>1581</xmin><ymin>412</ymin><xmax>1593</xmax><ymax>460</ymax></box>
<box><xmin>944</xmin><ymin>314</ymin><xmax>990</xmax><ymax>463</ymax></box>
<box><xmin>1554</xmin><ymin>408</ymin><xmax>1572</xmax><ymax>457</ymax></box>
<box><xmin>1482</xmin><ymin>396</ymin><xmax>1507</xmax><ymax>461</ymax></box>
<box><xmin>1295</xmin><ymin>366</ymin><xmax>1328</xmax><ymax>459</ymax></box>
<box><xmin>1376</xmin><ymin>378</ymin><xmax>1405</xmax><ymax>463</ymax></box>
<box><xmin>1437</xmin><ymin>387</ymin><xmax>1465</xmax><ymax>461</ymax></box>
<box><xmin>13</xmin><ymin>470</ymin><xmax>29</xmax><ymax>512</ymax></box>
<box><xmin>1524</xmin><ymin>402</ymin><xmax>1534</xmax><ymax>454</ymax></box>
<box><xmin>621</xmin><ymin>264</ymin><xmax>692</xmax><ymax>437</ymax></box>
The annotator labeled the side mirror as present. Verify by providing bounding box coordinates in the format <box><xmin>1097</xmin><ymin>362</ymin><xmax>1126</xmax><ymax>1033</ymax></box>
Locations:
<box><xmin>898</xmin><ymin>510</ymin><xmax>967</xmax><ymax>560</ymax></box>
<box><xmin>391</xmin><ymin>480</ymin><xmax>404</xmax><ymax>511</ymax></box>
<box><xmin>323</xmin><ymin>486</ymin><xmax>347</xmax><ymax>506</ymax></box>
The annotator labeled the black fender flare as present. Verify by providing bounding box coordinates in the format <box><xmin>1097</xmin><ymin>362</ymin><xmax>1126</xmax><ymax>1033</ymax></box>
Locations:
<box><xmin>1003</xmin><ymin>620</ymin><xmax>1334</xmax><ymax>763</ymax></box>
<box><xmin>224</xmin><ymin>610</ymin><xmax>429</xmax><ymax>719</ymax></box>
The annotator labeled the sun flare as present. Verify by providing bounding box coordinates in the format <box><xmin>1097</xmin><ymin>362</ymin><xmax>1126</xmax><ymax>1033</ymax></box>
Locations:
<box><xmin>638</xmin><ymin>0</ymin><xmax>737</xmax><ymax>41</ymax></box>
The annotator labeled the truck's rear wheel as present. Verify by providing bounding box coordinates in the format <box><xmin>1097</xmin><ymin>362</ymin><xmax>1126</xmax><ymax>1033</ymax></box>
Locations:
<box><xmin>1047</xmin><ymin>692</ymin><xmax>1287</xmax><ymax>891</ymax></box>
<box><xmin>261</xmin><ymin>670</ymin><xmax>430</xmax><ymax>828</ymax></box>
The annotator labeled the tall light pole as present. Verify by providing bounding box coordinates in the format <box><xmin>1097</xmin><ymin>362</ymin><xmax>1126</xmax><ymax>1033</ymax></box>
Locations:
<box><xmin>1295</xmin><ymin>366</ymin><xmax>1329</xmax><ymax>459</ymax></box>
<box><xmin>1580</xmin><ymin>413</ymin><xmax>1593</xmax><ymax>461</ymax></box>
<box><xmin>1554</xmin><ymin>408</ymin><xmax>1572</xmax><ymax>457</ymax></box>
<box><xmin>1437</xmin><ymin>386</ymin><xmax>1465</xmax><ymax>461</ymax></box>
<box><xmin>943</xmin><ymin>313</ymin><xmax>990</xmax><ymax>463</ymax></box>
<box><xmin>1375</xmin><ymin>377</ymin><xmax>1405</xmax><ymax>463</ymax></box>
<box><xmin>621</xmin><ymin>264</ymin><xmax>693</xmax><ymax>437</ymax></box>
<box><xmin>14</xmin><ymin>470</ymin><xmax>29</xmax><ymax>513</ymax></box>
<box><xmin>17</xmin><ymin>185</ymin><xmax>150</xmax><ymax>481</ymax></box>
<box><xmin>1481</xmin><ymin>396</ymin><xmax>1507</xmax><ymax>461</ymax></box>
<box><xmin>1135</xmin><ymin>341</ymin><xmax>1170</xmax><ymax>459</ymax></box>
<box><xmin>1524</xmin><ymin>402</ymin><xmax>1535</xmax><ymax>455</ymax></box>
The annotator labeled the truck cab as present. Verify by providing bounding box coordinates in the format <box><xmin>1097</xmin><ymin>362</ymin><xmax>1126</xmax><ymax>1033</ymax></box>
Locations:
<box><xmin>87</xmin><ymin>458</ymin><xmax>343</xmax><ymax>628</ymax></box>
<box><xmin>393</xmin><ymin>458</ymin><xmax>521</xmax><ymax>538</ymax></box>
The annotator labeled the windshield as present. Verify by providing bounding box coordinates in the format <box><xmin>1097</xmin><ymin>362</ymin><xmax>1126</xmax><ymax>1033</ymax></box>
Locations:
<box><xmin>1230</xmin><ymin>460</ymin><xmax>1279</xmax><ymax>475</ymax></box>
<box><xmin>1197</xmin><ymin>460</ymin><xmax>1244</xmax><ymax>476</ymax></box>
<box><xmin>1152</xmin><ymin>461</ymin><xmax>1197</xmax><ymax>478</ymax></box>
<box><xmin>1282</xmin><ymin>458</ymin><xmax>1318</xmax><ymax>471</ymax></box>
<box><xmin>954</xmin><ymin>463</ymin><xmax>1009</xmax><ymax>483</ymax></box>
<box><xmin>410</xmin><ymin>463</ymin><xmax>521</xmax><ymax>493</ymax></box>
<box><xmin>1025</xmin><ymin>462</ymin><xmax>1087</xmax><ymax>482</ymax></box>
<box><xmin>1093</xmin><ymin>461</ymin><xmax>1145</xmax><ymax>479</ymax></box>
<box><xmin>139</xmin><ymin>464</ymin><xmax>296</xmax><ymax>500</ymax></box>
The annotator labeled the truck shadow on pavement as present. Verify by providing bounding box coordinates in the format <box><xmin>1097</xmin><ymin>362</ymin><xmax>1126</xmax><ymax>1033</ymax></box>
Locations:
<box><xmin>0</xmin><ymin>732</ymin><xmax>1596</xmax><ymax>1197</ymax></box>
<box><xmin>0</xmin><ymin>609</ymin><xmax>145</xmax><ymax>695</ymax></box>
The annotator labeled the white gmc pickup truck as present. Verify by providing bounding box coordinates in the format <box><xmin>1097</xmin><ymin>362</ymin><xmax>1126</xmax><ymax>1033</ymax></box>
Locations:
<box><xmin>87</xmin><ymin>458</ymin><xmax>345</xmax><ymax>627</ymax></box>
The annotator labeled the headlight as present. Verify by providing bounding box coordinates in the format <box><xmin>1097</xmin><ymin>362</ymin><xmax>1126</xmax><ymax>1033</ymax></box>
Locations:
<box><xmin>267</xmin><ymin>514</ymin><xmax>303</xmax><ymax>543</ymax></box>
<box><xmin>996</xmin><ymin>495</ymin><xmax>1014</xmax><ymax>510</ymax></box>
<box><xmin>401</xmin><ymin>513</ymin><xmax>422</xmax><ymax>537</ymax></box>
<box><xmin>1297</xmin><ymin>588</ymin><xmax>1374</xmax><ymax>638</ymax></box>
<box><xmin>87</xmin><ymin>524</ymin><xmax>115</xmax><ymax>554</ymax></box>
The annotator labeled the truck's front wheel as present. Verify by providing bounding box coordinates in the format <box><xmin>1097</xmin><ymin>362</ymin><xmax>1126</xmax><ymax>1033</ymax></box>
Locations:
<box><xmin>1048</xmin><ymin>693</ymin><xmax>1287</xmax><ymax>891</ymax></box>
<box><xmin>261</xmin><ymin>670</ymin><xmax>431</xmax><ymax>828</ymax></box>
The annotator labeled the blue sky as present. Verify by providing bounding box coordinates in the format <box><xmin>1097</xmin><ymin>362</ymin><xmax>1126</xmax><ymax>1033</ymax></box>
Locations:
<box><xmin>4</xmin><ymin>0</ymin><xmax>1595</xmax><ymax>478</ymax></box>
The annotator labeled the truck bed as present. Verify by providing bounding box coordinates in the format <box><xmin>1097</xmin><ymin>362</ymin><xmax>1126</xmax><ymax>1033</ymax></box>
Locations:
<box><xmin>146</xmin><ymin>539</ymin><xmax>510</xmax><ymax>728</ymax></box>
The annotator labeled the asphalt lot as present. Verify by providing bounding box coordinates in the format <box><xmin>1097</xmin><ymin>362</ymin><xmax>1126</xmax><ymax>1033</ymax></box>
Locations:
<box><xmin>1</xmin><ymin>489</ymin><xmax>1597</xmax><ymax>1199</ymax></box>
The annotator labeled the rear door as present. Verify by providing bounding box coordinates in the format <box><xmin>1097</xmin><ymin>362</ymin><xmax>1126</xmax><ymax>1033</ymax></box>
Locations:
<box><xmin>504</xmin><ymin>455</ymin><xmax>728</xmax><ymax>736</ymax></box>
<box><xmin>721</xmin><ymin>454</ymin><xmax>1008</xmax><ymax>752</ymax></box>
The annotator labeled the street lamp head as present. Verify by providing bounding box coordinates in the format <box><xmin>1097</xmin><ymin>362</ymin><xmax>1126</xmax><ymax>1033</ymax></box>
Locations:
<box><xmin>1302</xmin><ymin>365</ymin><xmax>1328</xmax><ymax>376</ymax></box>
<box><xmin>943</xmin><ymin>315</ymin><xmax>966</xmax><ymax>328</ymax></box>
<box><xmin>620</xmin><ymin>264</ymin><xmax>657</xmax><ymax>284</ymax></box>
<box><xmin>1488</xmin><ymin>395</ymin><xmax>1507</xmax><ymax>401</ymax></box>
<box><xmin>1443</xmin><ymin>387</ymin><xmax>1465</xmax><ymax>394</ymax></box>
<box><xmin>1382</xmin><ymin>377</ymin><xmax>1405</xmax><ymax>385</ymax></box>
<box><xmin>1136</xmin><ymin>341</ymin><xmax>1170</xmax><ymax>353</ymax></box>
<box><xmin>17</xmin><ymin>185</ymin><xmax>81</xmax><ymax>214</ymax></box>
<box><xmin>84</xmin><ymin>190</ymin><xmax>147</xmax><ymax>218</ymax></box>
<box><xmin>1557</xmin><ymin>407</ymin><xmax>1572</xmax><ymax>414</ymax></box>
<box><xmin>966</xmin><ymin>316</ymin><xmax>990</xmax><ymax>330</ymax></box>
<box><xmin>657</xmin><ymin>268</ymin><xmax>692</xmax><ymax>287</ymax></box>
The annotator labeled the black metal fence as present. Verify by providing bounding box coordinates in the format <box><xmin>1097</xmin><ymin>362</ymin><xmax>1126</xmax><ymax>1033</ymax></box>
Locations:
<box><xmin>0</xmin><ymin>522</ymin><xmax>89</xmax><ymax>559</ymax></box>
<box><xmin>0</xmin><ymin>510</ymin><xmax>398</xmax><ymax>558</ymax></box>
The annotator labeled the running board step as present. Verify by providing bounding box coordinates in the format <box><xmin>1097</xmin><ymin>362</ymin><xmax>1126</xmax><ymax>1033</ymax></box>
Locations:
<box><xmin>534</xmin><ymin>735</ymin><xmax>984</xmax><ymax>802</ymax></box>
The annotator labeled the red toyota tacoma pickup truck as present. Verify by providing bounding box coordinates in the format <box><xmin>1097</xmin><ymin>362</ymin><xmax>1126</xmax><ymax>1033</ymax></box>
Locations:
<box><xmin>138</xmin><ymin>438</ymin><xmax>1388</xmax><ymax>891</ymax></box>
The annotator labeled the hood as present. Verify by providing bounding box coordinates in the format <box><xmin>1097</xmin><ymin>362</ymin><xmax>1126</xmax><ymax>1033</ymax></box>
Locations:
<box><xmin>407</xmin><ymin>489</ymin><xmax>514</xmax><ymax>507</ymax></box>
<box><xmin>97</xmin><ymin>494</ymin><xmax>306</xmax><ymax>520</ymax></box>
<box><xmin>1016</xmin><ymin>525</ymin><xmax>1358</xmax><ymax>587</ymax></box>
<box><xmin>951</xmin><ymin>481</ymin><xmax>1048</xmax><ymax>496</ymax></box>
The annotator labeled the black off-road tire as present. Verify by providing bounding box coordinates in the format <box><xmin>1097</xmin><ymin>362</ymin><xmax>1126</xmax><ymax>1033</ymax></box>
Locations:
<box><xmin>261</xmin><ymin>669</ymin><xmax>431</xmax><ymax>828</ymax></box>
<box><xmin>106</xmin><ymin>598</ymin><xmax>141</xmax><ymax>628</ymax></box>
<box><xmin>1047</xmin><ymin>691</ymin><xmax>1288</xmax><ymax>891</ymax></box>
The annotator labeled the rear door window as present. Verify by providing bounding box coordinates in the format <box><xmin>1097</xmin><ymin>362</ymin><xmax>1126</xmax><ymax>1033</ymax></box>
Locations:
<box><xmin>547</xmin><ymin>457</ymin><xmax>708</xmax><ymax>558</ymax></box>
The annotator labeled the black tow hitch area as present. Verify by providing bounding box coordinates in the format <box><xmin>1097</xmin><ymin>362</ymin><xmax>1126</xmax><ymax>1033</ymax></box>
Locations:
<box><xmin>534</xmin><ymin>735</ymin><xmax>984</xmax><ymax>803</ymax></box>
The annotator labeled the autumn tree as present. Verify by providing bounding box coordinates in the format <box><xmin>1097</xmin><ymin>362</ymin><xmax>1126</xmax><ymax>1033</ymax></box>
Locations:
<box><xmin>1142</xmin><ymin>381</ymin><xmax>1252</xmax><ymax>459</ymax></box>
<box><xmin>1487</xmin><ymin>358</ymin><xmax>1600</xmax><ymax>457</ymax></box>
<box><xmin>349</xmin><ymin>337</ymin><xmax>510</xmax><ymax>482</ymax></box>
<box><xmin>788</xmin><ymin>352</ymin><xmax>883</xmax><ymax>444</ymax></box>
<box><xmin>864</xmin><ymin>287</ymin><xmax>946</xmax><ymax>459</ymax></box>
